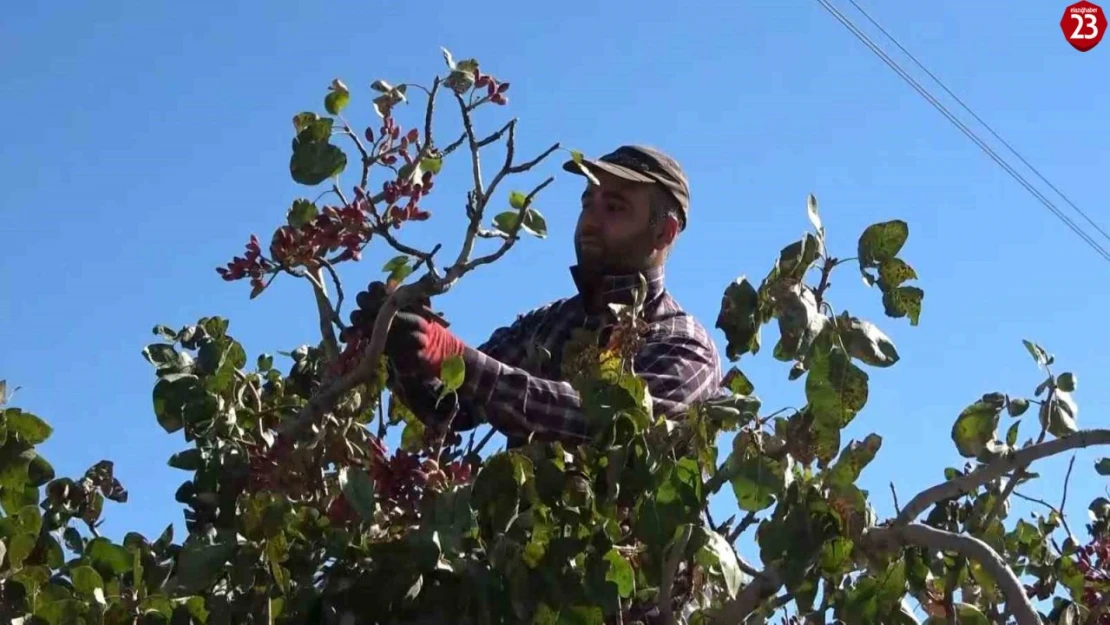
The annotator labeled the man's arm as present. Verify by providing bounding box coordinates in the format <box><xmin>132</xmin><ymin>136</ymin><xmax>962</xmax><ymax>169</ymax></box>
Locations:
<box><xmin>384</xmin><ymin>304</ymin><xmax>559</xmax><ymax>433</ymax></box>
<box><xmin>457</xmin><ymin>318</ymin><xmax>723</xmax><ymax>443</ymax></box>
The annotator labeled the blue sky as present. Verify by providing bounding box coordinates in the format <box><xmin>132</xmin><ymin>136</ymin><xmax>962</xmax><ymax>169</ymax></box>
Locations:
<box><xmin>2</xmin><ymin>0</ymin><xmax>1108</xmax><ymax>568</ymax></box>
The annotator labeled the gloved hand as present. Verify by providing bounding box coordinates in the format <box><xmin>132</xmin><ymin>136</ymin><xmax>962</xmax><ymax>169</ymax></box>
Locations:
<box><xmin>348</xmin><ymin>281</ymin><xmax>466</xmax><ymax>379</ymax></box>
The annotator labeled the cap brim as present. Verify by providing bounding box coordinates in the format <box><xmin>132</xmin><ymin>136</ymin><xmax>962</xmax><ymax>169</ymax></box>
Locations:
<box><xmin>561</xmin><ymin>158</ymin><xmax>656</xmax><ymax>184</ymax></box>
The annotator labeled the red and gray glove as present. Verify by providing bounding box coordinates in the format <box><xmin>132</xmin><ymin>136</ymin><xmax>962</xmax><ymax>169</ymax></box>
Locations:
<box><xmin>348</xmin><ymin>281</ymin><xmax>466</xmax><ymax>379</ymax></box>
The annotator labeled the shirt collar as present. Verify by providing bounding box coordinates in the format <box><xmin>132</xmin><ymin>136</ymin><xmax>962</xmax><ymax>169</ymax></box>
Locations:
<box><xmin>569</xmin><ymin>264</ymin><xmax>666</xmax><ymax>313</ymax></box>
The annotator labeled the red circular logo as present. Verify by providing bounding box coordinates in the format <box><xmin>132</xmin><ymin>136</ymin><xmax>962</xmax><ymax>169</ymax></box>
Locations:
<box><xmin>1060</xmin><ymin>1</ymin><xmax>1106</xmax><ymax>52</ymax></box>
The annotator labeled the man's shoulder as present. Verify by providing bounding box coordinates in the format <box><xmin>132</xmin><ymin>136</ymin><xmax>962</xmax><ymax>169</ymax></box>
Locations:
<box><xmin>650</xmin><ymin>293</ymin><xmax>716</xmax><ymax>341</ymax></box>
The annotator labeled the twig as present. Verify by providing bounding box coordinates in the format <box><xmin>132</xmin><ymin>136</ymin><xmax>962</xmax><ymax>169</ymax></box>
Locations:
<box><xmin>338</xmin><ymin>116</ymin><xmax>372</xmax><ymax>190</ymax></box>
<box><xmin>979</xmin><ymin>470</ymin><xmax>1022</xmax><ymax>532</ymax></box>
<box><xmin>423</xmin><ymin>77</ymin><xmax>440</xmax><ymax>149</ymax></box>
<box><xmin>377</xmin><ymin>393</ymin><xmax>387</xmax><ymax>440</ymax></box>
<box><xmin>1061</xmin><ymin>453</ymin><xmax>1076</xmax><ymax>520</ymax></box>
<box><xmin>728</xmin><ymin>511</ymin><xmax>758</xmax><ymax>543</ymax></box>
<box><xmin>891</xmin><ymin>482</ymin><xmax>901</xmax><ymax>516</ymax></box>
<box><xmin>462</xmin><ymin>177</ymin><xmax>554</xmax><ymax>271</ymax></box>
<box><xmin>1011</xmin><ymin>490</ymin><xmax>1075</xmax><ymax>539</ymax></box>
<box><xmin>863</xmin><ymin>523</ymin><xmax>1040</xmax><ymax>625</ymax></box>
<box><xmin>468</xmin><ymin>427</ymin><xmax>497</xmax><ymax>457</ymax></box>
<box><xmin>658</xmin><ymin>524</ymin><xmax>692</xmax><ymax>625</ymax></box>
<box><xmin>895</xmin><ymin>429</ymin><xmax>1110</xmax><ymax>525</ymax></box>
<box><xmin>813</xmin><ymin>256</ymin><xmax>837</xmax><ymax>310</ymax></box>
<box><xmin>476</xmin><ymin>120</ymin><xmax>514</xmax><ymax>148</ymax></box>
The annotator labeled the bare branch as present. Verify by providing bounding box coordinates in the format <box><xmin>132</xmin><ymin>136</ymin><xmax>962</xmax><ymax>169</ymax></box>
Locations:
<box><xmin>423</xmin><ymin>76</ymin><xmax>440</xmax><ymax>149</ymax></box>
<box><xmin>317</xmin><ymin>258</ymin><xmax>346</xmax><ymax>328</ymax></box>
<box><xmin>477</xmin><ymin>120</ymin><xmax>514</xmax><ymax>148</ymax></box>
<box><xmin>891</xmin><ymin>482</ymin><xmax>901</xmax><ymax>516</ymax></box>
<box><xmin>863</xmin><ymin>523</ymin><xmax>1040</xmax><ymax>625</ymax></box>
<box><xmin>895</xmin><ymin>429</ymin><xmax>1110</xmax><ymax>525</ymax></box>
<box><xmin>728</xmin><ymin>511</ymin><xmax>758</xmax><ymax>544</ymax></box>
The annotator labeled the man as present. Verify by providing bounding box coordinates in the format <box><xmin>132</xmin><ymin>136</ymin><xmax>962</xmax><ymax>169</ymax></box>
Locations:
<box><xmin>349</xmin><ymin>144</ymin><xmax>723</xmax><ymax>446</ymax></box>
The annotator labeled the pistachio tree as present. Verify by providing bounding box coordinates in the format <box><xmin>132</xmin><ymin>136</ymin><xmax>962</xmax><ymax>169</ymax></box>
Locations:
<box><xmin>1</xmin><ymin>50</ymin><xmax>1109</xmax><ymax>625</ymax></box>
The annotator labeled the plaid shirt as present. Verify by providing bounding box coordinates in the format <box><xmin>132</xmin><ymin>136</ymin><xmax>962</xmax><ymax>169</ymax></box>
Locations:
<box><xmin>394</xmin><ymin>265</ymin><xmax>723</xmax><ymax>445</ymax></box>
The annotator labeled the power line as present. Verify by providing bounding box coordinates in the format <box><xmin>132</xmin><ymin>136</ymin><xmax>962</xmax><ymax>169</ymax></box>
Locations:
<box><xmin>845</xmin><ymin>0</ymin><xmax>1110</xmax><ymax>246</ymax></box>
<box><xmin>812</xmin><ymin>0</ymin><xmax>1110</xmax><ymax>263</ymax></box>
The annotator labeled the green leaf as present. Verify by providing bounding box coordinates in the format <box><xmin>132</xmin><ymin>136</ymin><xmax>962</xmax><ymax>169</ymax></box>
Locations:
<box><xmin>840</xmin><ymin>315</ymin><xmax>900</xmax><ymax>368</ymax></box>
<box><xmin>1022</xmin><ymin>339</ymin><xmax>1050</xmax><ymax>368</ymax></box>
<box><xmin>819</xmin><ymin>537</ymin><xmax>855</xmax><ymax>576</ymax></box>
<box><xmin>715</xmin><ymin>276</ymin><xmax>762</xmax><ymax>361</ymax></box>
<box><xmin>694</xmin><ymin>528</ymin><xmax>745</xmax><ymax>598</ymax></box>
<box><xmin>806</xmin><ymin>193</ymin><xmax>823</xmax><ymax>238</ymax></box>
<box><xmin>509</xmin><ymin>190</ymin><xmax>528</xmax><ymax>209</ymax></box>
<box><xmin>1006</xmin><ymin>422</ymin><xmax>1021</xmax><ymax>447</ymax></box>
<box><xmin>26</xmin><ymin>453</ymin><xmax>53</xmax><ymax>488</ymax></box>
<box><xmin>603</xmin><ymin>549</ymin><xmax>635</xmax><ymax>598</ymax></box>
<box><xmin>420</xmin><ymin>156</ymin><xmax>443</xmax><ymax>175</ymax></box>
<box><xmin>168</xmin><ymin>449</ymin><xmax>204</xmax><ymax>471</ymax></box>
<box><xmin>401</xmin><ymin>420</ymin><xmax>426</xmax><ymax>452</ymax></box>
<box><xmin>1039</xmin><ymin>390</ymin><xmax>1079</xmax><ymax>438</ymax></box>
<box><xmin>805</xmin><ymin>347</ymin><xmax>869</xmax><ymax>428</ymax></box>
<box><xmin>877</xmin><ymin>258</ymin><xmax>918</xmax><ymax>290</ymax></box>
<box><xmin>324</xmin><ymin>78</ymin><xmax>349</xmax><ymax>115</ymax></box>
<box><xmin>87</xmin><ymin>538</ymin><xmax>133</xmax><ymax>577</ymax></box>
<box><xmin>826</xmin><ymin>434</ymin><xmax>882</xmax><ymax>488</ymax></box>
<box><xmin>382</xmin><ymin>255</ymin><xmax>410</xmax><ymax>272</ymax></box>
<box><xmin>722</xmin><ymin>367</ymin><xmax>755</xmax><ymax>395</ymax></box>
<box><xmin>70</xmin><ymin>565</ymin><xmax>104</xmax><ymax>597</ymax></box>
<box><xmin>172</xmin><ymin>537</ymin><xmax>235</xmax><ymax>594</ymax></box>
<box><xmin>290</xmin><ymin>137</ymin><xmax>347</xmax><ymax>186</ymax></box>
<box><xmin>952</xmin><ymin>401</ymin><xmax>1000</xmax><ymax>458</ymax></box>
<box><xmin>440</xmin><ymin>355</ymin><xmax>465</xmax><ymax>394</ymax></box>
<box><xmin>774</xmin><ymin>285</ymin><xmax>827</xmax><ymax>361</ymax></box>
<box><xmin>1097</xmin><ymin>458</ymin><xmax>1110</xmax><ymax>476</ymax></box>
<box><xmin>0</xmin><ymin>379</ymin><xmax>6</xmax><ymax>405</ymax></box>
<box><xmin>5</xmin><ymin>410</ymin><xmax>51</xmax><ymax>445</ymax></box>
<box><xmin>881</xmin><ymin>286</ymin><xmax>924</xmax><ymax>326</ymax></box>
<box><xmin>729</xmin><ymin>451</ymin><xmax>783</xmax><ymax>512</ymax></box>
<box><xmin>1007</xmin><ymin>397</ymin><xmax>1029</xmax><ymax>417</ymax></box>
<box><xmin>1057</xmin><ymin>372</ymin><xmax>1077</xmax><ymax>392</ymax></box>
<box><xmin>286</xmin><ymin>199</ymin><xmax>318</xmax><ymax>229</ymax></box>
<box><xmin>338</xmin><ymin>467</ymin><xmax>376</xmax><ymax>521</ymax></box>
<box><xmin>492</xmin><ymin>209</ymin><xmax>547</xmax><ymax>239</ymax></box>
<box><xmin>858</xmin><ymin>220</ymin><xmax>909</xmax><ymax>267</ymax></box>
<box><xmin>8</xmin><ymin>532</ymin><xmax>35</xmax><ymax>568</ymax></box>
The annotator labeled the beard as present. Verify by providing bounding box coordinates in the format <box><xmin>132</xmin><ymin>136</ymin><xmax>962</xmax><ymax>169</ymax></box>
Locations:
<box><xmin>574</xmin><ymin>227</ymin><xmax>657</xmax><ymax>275</ymax></box>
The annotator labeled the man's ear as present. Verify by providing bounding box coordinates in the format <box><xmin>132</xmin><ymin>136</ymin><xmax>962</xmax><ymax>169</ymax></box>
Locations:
<box><xmin>655</xmin><ymin>215</ymin><xmax>679</xmax><ymax>250</ymax></box>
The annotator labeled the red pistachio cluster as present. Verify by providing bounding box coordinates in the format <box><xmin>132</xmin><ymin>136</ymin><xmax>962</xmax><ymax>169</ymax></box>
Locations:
<box><xmin>217</xmin><ymin>235</ymin><xmax>275</xmax><ymax>293</ymax></box>
<box><xmin>271</xmin><ymin>201</ymin><xmax>372</xmax><ymax>266</ymax></box>
<box><xmin>474</xmin><ymin>68</ymin><xmax>510</xmax><ymax>105</ymax></box>
<box><xmin>1077</xmin><ymin>537</ymin><xmax>1110</xmax><ymax>622</ymax></box>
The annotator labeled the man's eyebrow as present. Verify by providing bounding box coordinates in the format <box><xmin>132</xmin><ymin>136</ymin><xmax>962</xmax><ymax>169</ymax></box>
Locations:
<box><xmin>580</xmin><ymin>188</ymin><xmax>631</xmax><ymax>205</ymax></box>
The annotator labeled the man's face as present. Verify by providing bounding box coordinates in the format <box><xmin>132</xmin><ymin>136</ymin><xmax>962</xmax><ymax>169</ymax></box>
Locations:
<box><xmin>573</xmin><ymin>171</ymin><xmax>667</xmax><ymax>274</ymax></box>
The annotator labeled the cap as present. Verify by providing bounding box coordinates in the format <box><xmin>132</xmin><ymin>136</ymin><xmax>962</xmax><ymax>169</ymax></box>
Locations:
<box><xmin>562</xmin><ymin>145</ymin><xmax>690</xmax><ymax>230</ymax></box>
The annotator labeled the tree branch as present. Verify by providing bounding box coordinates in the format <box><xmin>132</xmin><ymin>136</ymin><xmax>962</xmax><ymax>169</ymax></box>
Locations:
<box><xmin>895</xmin><ymin>429</ymin><xmax>1110</xmax><ymax>525</ymax></box>
<box><xmin>462</xmin><ymin>176</ymin><xmax>554</xmax><ymax>271</ymax></box>
<box><xmin>717</xmin><ymin>567</ymin><xmax>783</xmax><ymax>623</ymax></box>
<box><xmin>863</xmin><ymin>523</ymin><xmax>1040</xmax><ymax>625</ymax></box>
<box><xmin>658</xmin><ymin>524</ymin><xmax>693</xmax><ymax>625</ymax></box>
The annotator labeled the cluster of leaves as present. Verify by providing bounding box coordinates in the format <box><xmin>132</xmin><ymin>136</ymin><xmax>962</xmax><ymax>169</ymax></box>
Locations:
<box><xmin>4</xmin><ymin>52</ymin><xmax>1110</xmax><ymax>625</ymax></box>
